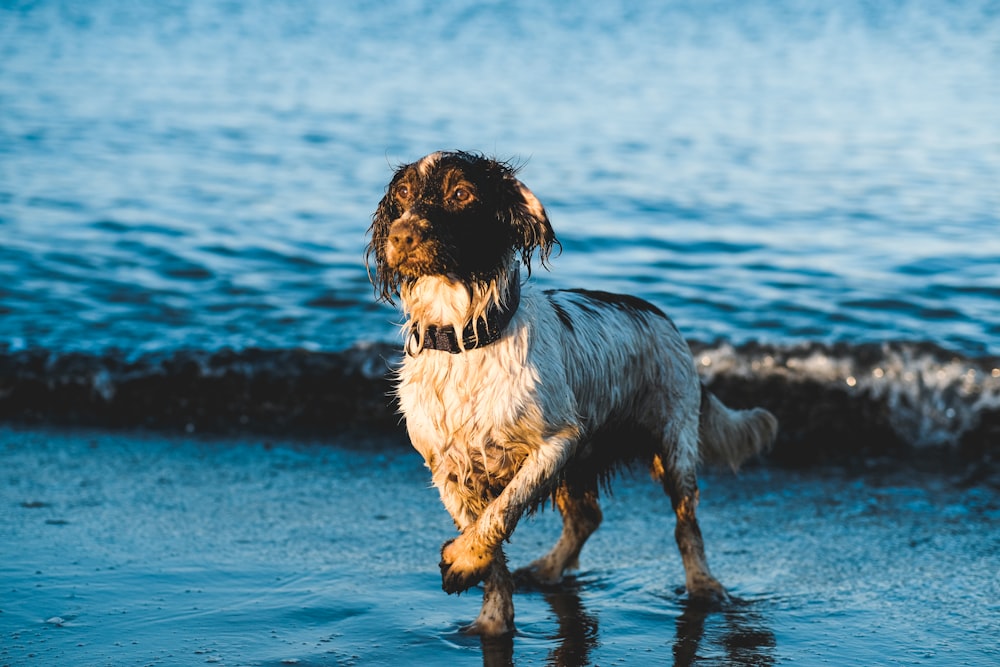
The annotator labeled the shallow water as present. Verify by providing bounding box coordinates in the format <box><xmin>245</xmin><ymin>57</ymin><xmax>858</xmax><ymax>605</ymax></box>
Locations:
<box><xmin>2</xmin><ymin>427</ymin><xmax>997</xmax><ymax>666</ymax></box>
<box><xmin>2</xmin><ymin>0</ymin><xmax>999</xmax><ymax>356</ymax></box>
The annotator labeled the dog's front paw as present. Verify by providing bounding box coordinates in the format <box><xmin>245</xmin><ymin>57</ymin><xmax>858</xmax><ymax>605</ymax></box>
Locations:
<box><xmin>439</xmin><ymin>534</ymin><xmax>493</xmax><ymax>594</ymax></box>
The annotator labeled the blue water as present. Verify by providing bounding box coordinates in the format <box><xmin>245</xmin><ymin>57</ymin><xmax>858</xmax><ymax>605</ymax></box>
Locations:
<box><xmin>2</xmin><ymin>0</ymin><xmax>999</xmax><ymax>356</ymax></box>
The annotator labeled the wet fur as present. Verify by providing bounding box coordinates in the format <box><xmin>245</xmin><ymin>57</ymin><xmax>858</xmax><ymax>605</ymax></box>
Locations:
<box><xmin>366</xmin><ymin>151</ymin><xmax>778</xmax><ymax>637</ymax></box>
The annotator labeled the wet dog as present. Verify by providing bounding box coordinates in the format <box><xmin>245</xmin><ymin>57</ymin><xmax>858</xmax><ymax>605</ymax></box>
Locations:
<box><xmin>365</xmin><ymin>151</ymin><xmax>777</xmax><ymax>636</ymax></box>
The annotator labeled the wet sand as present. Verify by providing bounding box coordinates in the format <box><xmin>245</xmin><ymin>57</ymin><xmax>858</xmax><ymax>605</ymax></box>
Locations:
<box><xmin>2</xmin><ymin>427</ymin><xmax>997</xmax><ymax>666</ymax></box>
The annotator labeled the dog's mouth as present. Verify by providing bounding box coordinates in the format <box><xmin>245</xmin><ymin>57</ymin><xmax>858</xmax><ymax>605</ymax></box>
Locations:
<box><xmin>387</xmin><ymin>249</ymin><xmax>443</xmax><ymax>278</ymax></box>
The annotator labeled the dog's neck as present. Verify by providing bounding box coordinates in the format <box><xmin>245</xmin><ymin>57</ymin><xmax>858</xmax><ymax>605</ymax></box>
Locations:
<box><xmin>400</xmin><ymin>266</ymin><xmax>521</xmax><ymax>355</ymax></box>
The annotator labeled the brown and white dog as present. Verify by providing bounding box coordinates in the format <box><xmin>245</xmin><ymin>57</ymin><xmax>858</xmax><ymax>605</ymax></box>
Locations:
<box><xmin>366</xmin><ymin>151</ymin><xmax>777</xmax><ymax>636</ymax></box>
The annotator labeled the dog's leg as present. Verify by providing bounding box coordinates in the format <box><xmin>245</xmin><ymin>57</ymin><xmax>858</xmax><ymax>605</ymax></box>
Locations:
<box><xmin>462</xmin><ymin>549</ymin><xmax>516</xmax><ymax>637</ymax></box>
<box><xmin>440</xmin><ymin>426</ymin><xmax>578</xmax><ymax>595</ymax></box>
<box><xmin>514</xmin><ymin>481</ymin><xmax>602</xmax><ymax>586</ymax></box>
<box><xmin>653</xmin><ymin>427</ymin><xmax>729</xmax><ymax>602</ymax></box>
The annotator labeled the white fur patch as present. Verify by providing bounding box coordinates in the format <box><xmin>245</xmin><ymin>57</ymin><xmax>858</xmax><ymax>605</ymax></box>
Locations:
<box><xmin>416</xmin><ymin>151</ymin><xmax>442</xmax><ymax>177</ymax></box>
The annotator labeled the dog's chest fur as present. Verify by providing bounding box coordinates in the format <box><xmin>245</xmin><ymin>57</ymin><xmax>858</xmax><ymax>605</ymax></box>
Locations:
<box><xmin>397</xmin><ymin>288</ymin><xmax>566</xmax><ymax>523</ymax></box>
<box><xmin>395</xmin><ymin>278</ymin><xmax>699</xmax><ymax>526</ymax></box>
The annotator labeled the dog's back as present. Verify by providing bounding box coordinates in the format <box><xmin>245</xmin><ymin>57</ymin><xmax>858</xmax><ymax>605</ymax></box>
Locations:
<box><xmin>537</xmin><ymin>287</ymin><xmax>774</xmax><ymax>476</ymax></box>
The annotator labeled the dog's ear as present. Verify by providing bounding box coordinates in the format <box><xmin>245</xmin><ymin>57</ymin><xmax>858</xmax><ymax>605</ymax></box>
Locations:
<box><xmin>365</xmin><ymin>181</ymin><xmax>402</xmax><ymax>304</ymax></box>
<box><xmin>502</xmin><ymin>175</ymin><xmax>559</xmax><ymax>273</ymax></box>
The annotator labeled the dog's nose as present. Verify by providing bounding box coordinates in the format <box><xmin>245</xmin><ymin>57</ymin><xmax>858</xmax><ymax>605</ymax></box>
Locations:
<box><xmin>388</xmin><ymin>220</ymin><xmax>424</xmax><ymax>252</ymax></box>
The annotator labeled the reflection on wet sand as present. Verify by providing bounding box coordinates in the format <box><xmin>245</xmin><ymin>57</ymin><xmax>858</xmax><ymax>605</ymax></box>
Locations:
<box><xmin>479</xmin><ymin>580</ymin><xmax>774</xmax><ymax>667</ymax></box>
<box><xmin>673</xmin><ymin>597</ymin><xmax>776</xmax><ymax>666</ymax></box>
<box><xmin>480</xmin><ymin>577</ymin><xmax>599</xmax><ymax>667</ymax></box>
<box><xmin>541</xmin><ymin>584</ymin><xmax>601</xmax><ymax>666</ymax></box>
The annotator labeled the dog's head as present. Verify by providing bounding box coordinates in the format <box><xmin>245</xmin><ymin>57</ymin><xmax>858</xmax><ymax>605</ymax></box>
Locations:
<box><xmin>366</xmin><ymin>151</ymin><xmax>557</xmax><ymax>303</ymax></box>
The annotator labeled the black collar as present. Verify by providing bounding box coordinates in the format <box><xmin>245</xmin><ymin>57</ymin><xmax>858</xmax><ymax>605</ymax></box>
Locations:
<box><xmin>408</xmin><ymin>275</ymin><xmax>521</xmax><ymax>355</ymax></box>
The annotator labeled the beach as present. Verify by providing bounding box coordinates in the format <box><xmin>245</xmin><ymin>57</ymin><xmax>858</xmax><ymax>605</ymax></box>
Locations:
<box><xmin>2</xmin><ymin>427</ymin><xmax>997</xmax><ymax>666</ymax></box>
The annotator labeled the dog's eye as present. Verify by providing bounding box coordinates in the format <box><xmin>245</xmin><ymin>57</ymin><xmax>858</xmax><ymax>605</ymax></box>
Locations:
<box><xmin>452</xmin><ymin>187</ymin><xmax>472</xmax><ymax>202</ymax></box>
<box><xmin>397</xmin><ymin>184</ymin><xmax>410</xmax><ymax>199</ymax></box>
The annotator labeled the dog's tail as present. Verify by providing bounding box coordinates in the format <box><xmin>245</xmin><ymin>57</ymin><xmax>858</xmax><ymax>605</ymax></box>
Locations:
<box><xmin>697</xmin><ymin>384</ymin><xmax>778</xmax><ymax>470</ymax></box>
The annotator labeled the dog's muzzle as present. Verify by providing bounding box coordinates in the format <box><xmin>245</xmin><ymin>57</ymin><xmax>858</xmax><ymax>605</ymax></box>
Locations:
<box><xmin>386</xmin><ymin>216</ymin><xmax>427</xmax><ymax>268</ymax></box>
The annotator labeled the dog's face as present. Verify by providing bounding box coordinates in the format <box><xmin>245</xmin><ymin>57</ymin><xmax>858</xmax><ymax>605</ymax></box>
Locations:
<box><xmin>366</xmin><ymin>151</ymin><xmax>557</xmax><ymax>303</ymax></box>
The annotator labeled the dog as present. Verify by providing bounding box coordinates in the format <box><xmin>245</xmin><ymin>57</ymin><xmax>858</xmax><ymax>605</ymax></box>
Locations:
<box><xmin>365</xmin><ymin>150</ymin><xmax>777</xmax><ymax>637</ymax></box>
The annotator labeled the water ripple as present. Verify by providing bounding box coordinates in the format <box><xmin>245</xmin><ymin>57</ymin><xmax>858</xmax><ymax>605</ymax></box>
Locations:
<box><xmin>1</xmin><ymin>0</ymin><xmax>998</xmax><ymax>355</ymax></box>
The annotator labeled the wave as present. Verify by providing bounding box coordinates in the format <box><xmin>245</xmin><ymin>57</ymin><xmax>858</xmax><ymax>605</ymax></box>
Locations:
<box><xmin>690</xmin><ymin>341</ymin><xmax>999</xmax><ymax>466</ymax></box>
<box><xmin>1</xmin><ymin>340</ymin><xmax>997</xmax><ymax>467</ymax></box>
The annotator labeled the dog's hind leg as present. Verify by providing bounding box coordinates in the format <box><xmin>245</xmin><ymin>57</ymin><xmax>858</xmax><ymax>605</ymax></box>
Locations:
<box><xmin>514</xmin><ymin>481</ymin><xmax>602</xmax><ymax>586</ymax></box>
<box><xmin>653</xmin><ymin>424</ymin><xmax>728</xmax><ymax>602</ymax></box>
<box><xmin>463</xmin><ymin>549</ymin><xmax>516</xmax><ymax>637</ymax></box>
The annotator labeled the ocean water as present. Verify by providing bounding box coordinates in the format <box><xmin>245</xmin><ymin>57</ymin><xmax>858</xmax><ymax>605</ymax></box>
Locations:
<box><xmin>2</xmin><ymin>0</ymin><xmax>998</xmax><ymax>358</ymax></box>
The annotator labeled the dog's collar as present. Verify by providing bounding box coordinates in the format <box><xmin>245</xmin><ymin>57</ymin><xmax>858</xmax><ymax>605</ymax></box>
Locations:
<box><xmin>407</xmin><ymin>274</ymin><xmax>521</xmax><ymax>355</ymax></box>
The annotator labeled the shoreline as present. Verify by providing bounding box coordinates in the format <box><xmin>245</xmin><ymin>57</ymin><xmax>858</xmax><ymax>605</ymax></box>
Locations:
<box><xmin>1</xmin><ymin>340</ymin><xmax>998</xmax><ymax>468</ymax></box>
